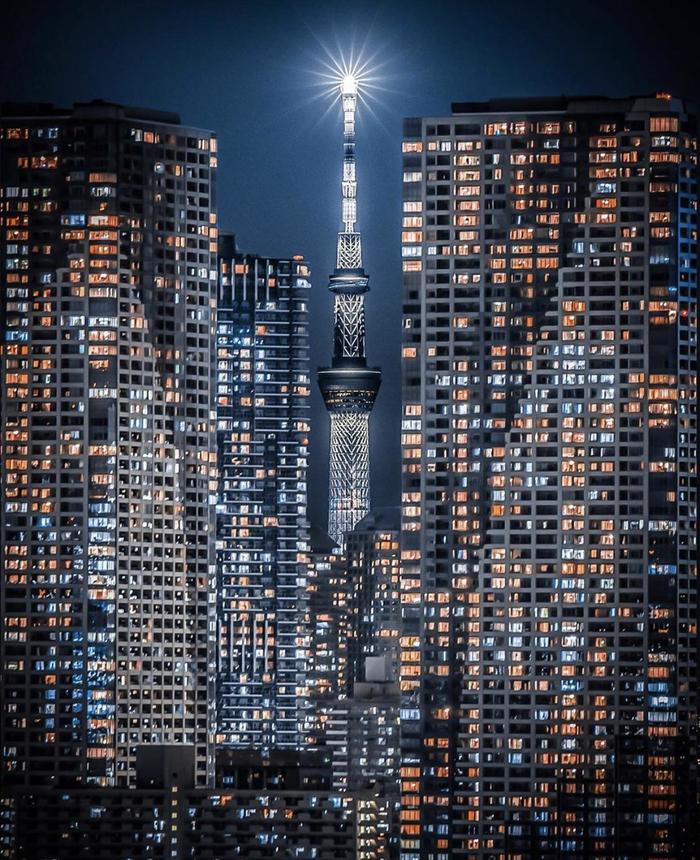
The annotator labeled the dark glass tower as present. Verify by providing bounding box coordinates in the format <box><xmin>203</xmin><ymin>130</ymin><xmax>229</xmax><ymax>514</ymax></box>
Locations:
<box><xmin>318</xmin><ymin>75</ymin><xmax>381</xmax><ymax>546</ymax></box>
<box><xmin>215</xmin><ymin>237</ymin><xmax>311</xmax><ymax>752</ymax></box>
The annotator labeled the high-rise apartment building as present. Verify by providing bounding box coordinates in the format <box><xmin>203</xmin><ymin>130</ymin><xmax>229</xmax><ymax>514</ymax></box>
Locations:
<box><xmin>400</xmin><ymin>95</ymin><xmax>698</xmax><ymax>858</ymax></box>
<box><xmin>346</xmin><ymin>507</ymin><xmax>401</xmax><ymax>684</ymax></box>
<box><xmin>0</xmin><ymin>101</ymin><xmax>218</xmax><ymax>788</ymax></box>
<box><xmin>303</xmin><ymin>513</ymin><xmax>401</xmax><ymax>851</ymax></box>
<box><xmin>305</xmin><ymin>511</ymin><xmax>401</xmax><ymax>740</ymax></box>
<box><xmin>304</xmin><ymin>528</ymin><xmax>351</xmax><ymax>755</ymax></box>
<box><xmin>215</xmin><ymin>237</ymin><xmax>311</xmax><ymax>752</ymax></box>
<box><xmin>318</xmin><ymin>75</ymin><xmax>381</xmax><ymax>546</ymax></box>
<box><xmin>305</xmin><ymin>527</ymin><xmax>352</xmax><ymax>701</ymax></box>
<box><xmin>305</xmin><ymin>518</ymin><xmax>401</xmax><ymax>856</ymax></box>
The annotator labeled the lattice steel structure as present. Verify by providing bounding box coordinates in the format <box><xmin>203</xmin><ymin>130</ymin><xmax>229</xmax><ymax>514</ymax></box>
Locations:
<box><xmin>318</xmin><ymin>75</ymin><xmax>381</xmax><ymax>546</ymax></box>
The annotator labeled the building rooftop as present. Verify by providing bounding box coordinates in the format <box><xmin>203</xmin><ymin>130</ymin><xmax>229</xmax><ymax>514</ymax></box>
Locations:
<box><xmin>450</xmin><ymin>93</ymin><xmax>694</xmax><ymax>116</ymax></box>
<box><xmin>1</xmin><ymin>99</ymin><xmax>182</xmax><ymax>126</ymax></box>
<box><xmin>353</xmin><ymin>506</ymin><xmax>401</xmax><ymax>534</ymax></box>
<box><xmin>309</xmin><ymin>524</ymin><xmax>339</xmax><ymax>554</ymax></box>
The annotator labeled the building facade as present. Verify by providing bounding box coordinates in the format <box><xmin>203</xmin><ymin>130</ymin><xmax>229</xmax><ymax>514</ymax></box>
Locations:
<box><xmin>305</xmin><ymin>515</ymin><xmax>402</xmax><ymax>855</ymax></box>
<box><xmin>304</xmin><ymin>528</ymin><xmax>352</xmax><ymax>756</ymax></box>
<box><xmin>0</xmin><ymin>787</ymin><xmax>387</xmax><ymax>860</ymax></box>
<box><xmin>318</xmin><ymin>76</ymin><xmax>381</xmax><ymax>546</ymax></box>
<box><xmin>216</xmin><ymin>237</ymin><xmax>311</xmax><ymax>752</ymax></box>
<box><xmin>400</xmin><ymin>95</ymin><xmax>698</xmax><ymax>857</ymax></box>
<box><xmin>0</xmin><ymin>745</ymin><xmax>389</xmax><ymax>860</ymax></box>
<box><xmin>346</xmin><ymin>507</ymin><xmax>402</xmax><ymax>683</ymax></box>
<box><xmin>0</xmin><ymin>101</ymin><xmax>218</xmax><ymax>788</ymax></box>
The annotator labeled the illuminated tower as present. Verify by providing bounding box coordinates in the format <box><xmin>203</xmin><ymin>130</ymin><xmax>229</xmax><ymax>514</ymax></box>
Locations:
<box><xmin>318</xmin><ymin>74</ymin><xmax>381</xmax><ymax>546</ymax></box>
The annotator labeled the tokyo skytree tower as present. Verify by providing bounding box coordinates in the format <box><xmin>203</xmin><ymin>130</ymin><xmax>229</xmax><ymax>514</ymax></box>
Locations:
<box><xmin>318</xmin><ymin>73</ymin><xmax>381</xmax><ymax>546</ymax></box>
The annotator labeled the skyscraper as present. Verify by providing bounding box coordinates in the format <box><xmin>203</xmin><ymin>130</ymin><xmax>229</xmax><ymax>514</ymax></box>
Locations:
<box><xmin>215</xmin><ymin>237</ymin><xmax>311</xmax><ymax>752</ymax></box>
<box><xmin>345</xmin><ymin>507</ymin><xmax>401</xmax><ymax>685</ymax></box>
<box><xmin>305</xmin><ymin>514</ymin><xmax>402</xmax><ymax>854</ymax></box>
<box><xmin>0</xmin><ymin>101</ymin><xmax>218</xmax><ymax>788</ymax></box>
<box><xmin>2</xmin><ymin>743</ymin><xmax>390</xmax><ymax>859</ymax></box>
<box><xmin>305</xmin><ymin>527</ymin><xmax>352</xmax><ymax>696</ymax></box>
<box><xmin>318</xmin><ymin>75</ymin><xmax>381</xmax><ymax>546</ymax></box>
<box><xmin>400</xmin><ymin>95</ymin><xmax>698</xmax><ymax>858</ymax></box>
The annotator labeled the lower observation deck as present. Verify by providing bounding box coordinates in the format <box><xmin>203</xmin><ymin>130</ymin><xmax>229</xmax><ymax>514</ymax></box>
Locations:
<box><xmin>317</xmin><ymin>365</ymin><xmax>382</xmax><ymax>413</ymax></box>
<box><xmin>328</xmin><ymin>266</ymin><xmax>369</xmax><ymax>294</ymax></box>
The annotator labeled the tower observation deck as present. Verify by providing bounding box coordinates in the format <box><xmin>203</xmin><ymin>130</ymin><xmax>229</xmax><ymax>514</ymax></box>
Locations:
<box><xmin>318</xmin><ymin>74</ymin><xmax>381</xmax><ymax>546</ymax></box>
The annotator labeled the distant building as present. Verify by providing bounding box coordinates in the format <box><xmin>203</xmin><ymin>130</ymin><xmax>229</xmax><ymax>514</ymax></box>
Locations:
<box><xmin>215</xmin><ymin>236</ymin><xmax>311</xmax><ymax>752</ymax></box>
<box><xmin>345</xmin><ymin>507</ymin><xmax>401</xmax><ymax>683</ymax></box>
<box><xmin>306</xmin><ymin>515</ymin><xmax>402</xmax><ymax>856</ymax></box>
<box><xmin>345</xmin><ymin>671</ymin><xmax>401</xmax><ymax>797</ymax></box>
<box><xmin>304</xmin><ymin>527</ymin><xmax>351</xmax><ymax>750</ymax></box>
<box><xmin>0</xmin><ymin>101</ymin><xmax>218</xmax><ymax>788</ymax></box>
<box><xmin>1</xmin><ymin>745</ymin><xmax>390</xmax><ymax>859</ymax></box>
<box><xmin>215</xmin><ymin>746</ymin><xmax>331</xmax><ymax>790</ymax></box>
<box><xmin>400</xmin><ymin>94</ymin><xmax>698</xmax><ymax>857</ymax></box>
<box><xmin>306</xmin><ymin>510</ymin><xmax>401</xmax><ymax>710</ymax></box>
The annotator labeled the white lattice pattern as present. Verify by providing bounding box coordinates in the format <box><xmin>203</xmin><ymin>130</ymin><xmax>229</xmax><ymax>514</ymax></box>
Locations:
<box><xmin>334</xmin><ymin>293</ymin><xmax>366</xmax><ymax>358</ymax></box>
<box><xmin>327</xmin><ymin>411</ymin><xmax>370</xmax><ymax>545</ymax></box>
<box><xmin>336</xmin><ymin>231</ymin><xmax>362</xmax><ymax>270</ymax></box>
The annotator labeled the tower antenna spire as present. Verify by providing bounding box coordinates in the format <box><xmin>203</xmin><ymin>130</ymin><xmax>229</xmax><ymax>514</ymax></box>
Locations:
<box><xmin>337</xmin><ymin>72</ymin><xmax>361</xmax><ymax>266</ymax></box>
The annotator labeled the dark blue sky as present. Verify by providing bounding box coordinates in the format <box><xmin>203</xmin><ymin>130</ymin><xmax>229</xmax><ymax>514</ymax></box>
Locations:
<box><xmin>1</xmin><ymin>0</ymin><xmax>696</xmax><ymax>528</ymax></box>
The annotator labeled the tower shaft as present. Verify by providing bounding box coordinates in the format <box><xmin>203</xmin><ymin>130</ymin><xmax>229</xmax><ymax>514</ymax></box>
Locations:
<box><xmin>327</xmin><ymin>411</ymin><xmax>370</xmax><ymax>541</ymax></box>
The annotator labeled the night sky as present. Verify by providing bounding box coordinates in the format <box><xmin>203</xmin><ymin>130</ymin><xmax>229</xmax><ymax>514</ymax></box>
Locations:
<box><xmin>1</xmin><ymin>0</ymin><xmax>697</xmax><ymax>529</ymax></box>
